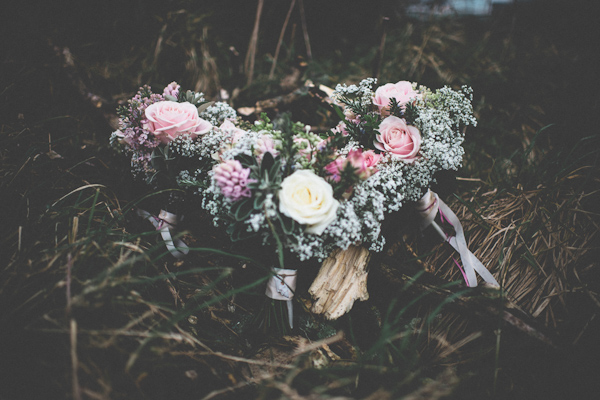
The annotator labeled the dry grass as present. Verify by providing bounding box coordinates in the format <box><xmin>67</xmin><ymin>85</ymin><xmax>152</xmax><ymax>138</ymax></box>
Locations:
<box><xmin>425</xmin><ymin>180</ymin><xmax>600</xmax><ymax>331</ymax></box>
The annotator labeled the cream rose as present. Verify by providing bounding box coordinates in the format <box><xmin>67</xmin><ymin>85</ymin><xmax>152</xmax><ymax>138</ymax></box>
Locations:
<box><xmin>373</xmin><ymin>81</ymin><xmax>419</xmax><ymax>116</ymax></box>
<box><xmin>278</xmin><ymin>170</ymin><xmax>339</xmax><ymax>235</ymax></box>
<box><xmin>374</xmin><ymin>116</ymin><xmax>421</xmax><ymax>162</ymax></box>
<box><xmin>144</xmin><ymin>101</ymin><xmax>212</xmax><ymax>144</ymax></box>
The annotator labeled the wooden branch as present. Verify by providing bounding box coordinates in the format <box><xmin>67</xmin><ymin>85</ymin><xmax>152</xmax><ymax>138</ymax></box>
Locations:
<box><xmin>245</xmin><ymin>0</ymin><xmax>265</xmax><ymax>86</ymax></box>
<box><xmin>269</xmin><ymin>0</ymin><xmax>297</xmax><ymax>79</ymax></box>
<box><xmin>297</xmin><ymin>0</ymin><xmax>312</xmax><ymax>60</ymax></box>
<box><xmin>309</xmin><ymin>246</ymin><xmax>371</xmax><ymax>320</ymax></box>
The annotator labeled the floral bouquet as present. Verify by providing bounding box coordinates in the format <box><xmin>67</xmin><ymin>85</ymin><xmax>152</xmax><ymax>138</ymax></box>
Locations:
<box><xmin>189</xmin><ymin>114</ymin><xmax>387</xmax><ymax>331</ymax></box>
<box><xmin>110</xmin><ymin>82</ymin><xmax>237</xmax><ymax>257</ymax></box>
<box><xmin>329</xmin><ymin>78</ymin><xmax>498</xmax><ymax>290</ymax></box>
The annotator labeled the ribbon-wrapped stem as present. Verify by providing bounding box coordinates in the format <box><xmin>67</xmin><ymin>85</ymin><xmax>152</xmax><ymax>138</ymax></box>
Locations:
<box><xmin>416</xmin><ymin>190</ymin><xmax>499</xmax><ymax>288</ymax></box>
<box><xmin>264</xmin><ymin>268</ymin><xmax>297</xmax><ymax>329</ymax></box>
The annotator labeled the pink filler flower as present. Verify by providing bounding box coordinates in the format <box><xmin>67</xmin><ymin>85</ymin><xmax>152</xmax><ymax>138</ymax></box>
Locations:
<box><xmin>213</xmin><ymin>160</ymin><xmax>253</xmax><ymax>202</ymax></box>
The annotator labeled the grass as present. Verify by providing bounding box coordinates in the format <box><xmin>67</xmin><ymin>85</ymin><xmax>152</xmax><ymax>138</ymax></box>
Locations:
<box><xmin>2</xmin><ymin>0</ymin><xmax>600</xmax><ymax>399</ymax></box>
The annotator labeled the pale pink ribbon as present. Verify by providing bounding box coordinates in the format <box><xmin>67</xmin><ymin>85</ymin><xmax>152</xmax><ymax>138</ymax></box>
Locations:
<box><xmin>265</xmin><ymin>268</ymin><xmax>297</xmax><ymax>328</ymax></box>
<box><xmin>416</xmin><ymin>190</ymin><xmax>499</xmax><ymax>287</ymax></box>
<box><xmin>136</xmin><ymin>209</ymin><xmax>189</xmax><ymax>259</ymax></box>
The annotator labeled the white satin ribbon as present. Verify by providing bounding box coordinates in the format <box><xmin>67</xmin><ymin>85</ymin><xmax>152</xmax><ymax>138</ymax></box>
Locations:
<box><xmin>136</xmin><ymin>209</ymin><xmax>189</xmax><ymax>259</ymax></box>
<box><xmin>265</xmin><ymin>268</ymin><xmax>297</xmax><ymax>328</ymax></box>
<box><xmin>416</xmin><ymin>190</ymin><xmax>499</xmax><ymax>288</ymax></box>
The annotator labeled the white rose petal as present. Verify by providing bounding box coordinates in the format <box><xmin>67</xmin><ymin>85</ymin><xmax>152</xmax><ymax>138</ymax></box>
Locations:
<box><xmin>278</xmin><ymin>170</ymin><xmax>339</xmax><ymax>235</ymax></box>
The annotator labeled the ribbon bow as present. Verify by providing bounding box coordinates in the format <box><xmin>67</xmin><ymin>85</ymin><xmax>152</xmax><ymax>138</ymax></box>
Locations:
<box><xmin>416</xmin><ymin>190</ymin><xmax>499</xmax><ymax>288</ymax></box>
<box><xmin>136</xmin><ymin>209</ymin><xmax>189</xmax><ymax>259</ymax></box>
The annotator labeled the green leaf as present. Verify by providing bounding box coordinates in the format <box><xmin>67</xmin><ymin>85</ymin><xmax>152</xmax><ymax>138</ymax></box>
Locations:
<box><xmin>333</xmin><ymin>104</ymin><xmax>346</xmax><ymax>121</ymax></box>
<box><xmin>236</xmin><ymin>153</ymin><xmax>256</xmax><ymax>168</ymax></box>
<box><xmin>229</xmin><ymin>221</ymin><xmax>256</xmax><ymax>242</ymax></box>
<box><xmin>253</xmin><ymin>192</ymin><xmax>266</xmax><ymax>210</ymax></box>
<box><xmin>232</xmin><ymin>198</ymin><xmax>254</xmax><ymax>221</ymax></box>
<box><xmin>261</xmin><ymin>151</ymin><xmax>275</xmax><ymax>176</ymax></box>
<box><xmin>268</xmin><ymin>157</ymin><xmax>282</xmax><ymax>181</ymax></box>
<box><xmin>197</xmin><ymin>101</ymin><xmax>215</xmax><ymax>114</ymax></box>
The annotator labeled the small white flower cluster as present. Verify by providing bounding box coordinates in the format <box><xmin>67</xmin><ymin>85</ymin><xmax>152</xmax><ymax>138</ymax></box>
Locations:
<box><xmin>432</xmin><ymin>86</ymin><xmax>477</xmax><ymax>127</ymax></box>
<box><xmin>200</xmin><ymin>170</ymin><xmax>232</xmax><ymax>225</ymax></box>
<box><xmin>333</xmin><ymin>77</ymin><xmax>377</xmax><ymax>108</ymax></box>
<box><xmin>169</xmin><ymin>127</ymin><xmax>228</xmax><ymax>160</ymax></box>
<box><xmin>200</xmin><ymin>102</ymin><xmax>237</xmax><ymax>126</ymax></box>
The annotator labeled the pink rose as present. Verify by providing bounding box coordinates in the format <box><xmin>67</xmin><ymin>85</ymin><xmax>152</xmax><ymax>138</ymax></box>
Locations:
<box><xmin>144</xmin><ymin>101</ymin><xmax>212</xmax><ymax>144</ymax></box>
<box><xmin>219</xmin><ymin>120</ymin><xmax>246</xmax><ymax>143</ymax></box>
<box><xmin>373</xmin><ymin>81</ymin><xmax>419</xmax><ymax>116</ymax></box>
<box><xmin>325</xmin><ymin>149</ymin><xmax>375</xmax><ymax>182</ymax></box>
<box><xmin>374</xmin><ymin>116</ymin><xmax>421</xmax><ymax>162</ymax></box>
<box><xmin>362</xmin><ymin>150</ymin><xmax>382</xmax><ymax>169</ymax></box>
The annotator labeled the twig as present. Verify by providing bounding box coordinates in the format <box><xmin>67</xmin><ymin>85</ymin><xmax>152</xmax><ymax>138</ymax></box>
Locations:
<box><xmin>292</xmin><ymin>331</ymin><xmax>344</xmax><ymax>355</ymax></box>
<box><xmin>66</xmin><ymin>252</ymin><xmax>73</xmax><ymax>316</ymax></box>
<box><xmin>70</xmin><ymin>319</ymin><xmax>82</xmax><ymax>400</ymax></box>
<box><xmin>270</xmin><ymin>0</ymin><xmax>297</xmax><ymax>79</ymax></box>
<box><xmin>373</xmin><ymin>16</ymin><xmax>389</xmax><ymax>78</ymax></box>
<box><xmin>297</xmin><ymin>0</ymin><xmax>312</xmax><ymax>60</ymax></box>
<box><xmin>245</xmin><ymin>0</ymin><xmax>265</xmax><ymax>86</ymax></box>
<box><xmin>201</xmin><ymin>372</ymin><xmax>277</xmax><ymax>400</ymax></box>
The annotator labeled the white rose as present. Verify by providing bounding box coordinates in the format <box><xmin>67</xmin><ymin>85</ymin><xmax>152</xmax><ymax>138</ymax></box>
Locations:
<box><xmin>278</xmin><ymin>170</ymin><xmax>339</xmax><ymax>235</ymax></box>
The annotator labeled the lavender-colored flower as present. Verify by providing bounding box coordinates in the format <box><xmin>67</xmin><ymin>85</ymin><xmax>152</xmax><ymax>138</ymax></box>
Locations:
<box><xmin>214</xmin><ymin>160</ymin><xmax>253</xmax><ymax>201</ymax></box>
<box><xmin>118</xmin><ymin>86</ymin><xmax>165</xmax><ymax>150</ymax></box>
<box><xmin>163</xmin><ymin>81</ymin><xmax>180</xmax><ymax>99</ymax></box>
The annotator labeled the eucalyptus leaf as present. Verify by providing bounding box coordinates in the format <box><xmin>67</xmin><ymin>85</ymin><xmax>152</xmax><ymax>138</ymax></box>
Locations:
<box><xmin>197</xmin><ymin>101</ymin><xmax>215</xmax><ymax>114</ymax></box>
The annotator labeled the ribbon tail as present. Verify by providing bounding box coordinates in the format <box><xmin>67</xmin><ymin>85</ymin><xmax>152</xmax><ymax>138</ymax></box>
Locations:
<box><xmin>157</xmin><ymin>225</ymin><xmax>189</xmax><ymax>259</ymax></box>
<box><xmin>467</xmin><ymin>248</ymin><xmax>499</xmax><ymax>287</ymax></box>
<box><xmin>430</xmin><ymin>194</ymin><xmax>499</xmax><ymax>288</ymax></box>
<box><xmin>447</xmin><ymin>236</ymin><xmax>479</xmax><ymax>287</ymax></box>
